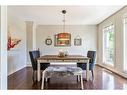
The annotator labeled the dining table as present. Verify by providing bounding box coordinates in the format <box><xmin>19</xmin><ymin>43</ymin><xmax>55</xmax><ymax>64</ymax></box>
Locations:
<box><xmin>37</xmin><ymin>55</ymin><xmax>90</xmax><ymax>81</ymax></box>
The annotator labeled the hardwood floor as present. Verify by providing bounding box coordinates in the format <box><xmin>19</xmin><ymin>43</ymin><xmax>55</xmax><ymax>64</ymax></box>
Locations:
<box><xmin>8</xmin><ymin>65</ymin><xmax>127</xmax><ymax>90</ymax></box>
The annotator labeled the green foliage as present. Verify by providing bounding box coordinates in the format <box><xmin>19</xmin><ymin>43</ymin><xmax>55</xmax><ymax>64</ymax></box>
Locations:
<box><xmin>109</xmin><ymin>31</ymin><xmax>114</xmax><ymax>41</ymax></box>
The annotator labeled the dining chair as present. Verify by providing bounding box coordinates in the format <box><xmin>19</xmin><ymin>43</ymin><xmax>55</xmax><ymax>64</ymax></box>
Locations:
<box><xmin>29</xmin><ymin>50</ymin><xmax>50</xmax><ymax>81</ymax></box>
<box><xmin>77</xmin><ymin>51</ymin><xmax>96</xmax><ymax>79</ymax></box>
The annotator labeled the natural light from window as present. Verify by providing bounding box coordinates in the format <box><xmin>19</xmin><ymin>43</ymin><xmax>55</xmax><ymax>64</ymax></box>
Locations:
<box><xmin>102</xmin><ymin>72</ymin><xmax>114</xmax><ymax>89</ymax></box>
<box><xmin>103</xmin><ymin>24</ymin><xmax>114</xmax><ymax>66</ymax></box>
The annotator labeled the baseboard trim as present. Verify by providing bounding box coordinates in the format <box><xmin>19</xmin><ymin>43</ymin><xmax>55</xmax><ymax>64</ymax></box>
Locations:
<box><xmin>26</xmin><ymin>61</ymin><xmax>32</xmax><ymax>67</ymax></box>
<box><xmin>8</xmin><ymin>65</ymin><xmax>26</xmax><ymax>76</ymax></box>
<box><xmin>96</xmin><ymin>64</ymin><xmax>127</xmax><ymax>79</ymax></box>
<box><xmin>27</xmin><ymin>64</ymin><xmax>32</xmax><ymax>67</ymax></box>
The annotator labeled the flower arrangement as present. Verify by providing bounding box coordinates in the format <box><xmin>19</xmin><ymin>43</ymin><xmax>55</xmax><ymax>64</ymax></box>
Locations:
<box><xmin>58</xmin><ymin>49</ymin><xmax>68</xmax><ymax>57</ymax></box>
<box><xmin>7</xmin><ymin>34</ymin><xmax>21</xmax><ymax>50</ymax></box>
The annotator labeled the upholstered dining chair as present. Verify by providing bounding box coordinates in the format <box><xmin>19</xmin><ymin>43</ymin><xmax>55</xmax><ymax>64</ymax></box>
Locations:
<box><xmin>77</xmin><ymin>51</ymin><xmax>96</xmax><ymax>79</ymax></box>
<box><xmin>29</xmin><ymin>50</ymin><xmax>50</xmax><ymax>81</ymax></box>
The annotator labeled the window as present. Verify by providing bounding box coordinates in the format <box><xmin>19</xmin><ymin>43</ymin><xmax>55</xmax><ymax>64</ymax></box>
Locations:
<box><xmin>124</xmin><ymin>17</ymin><xmax>127</xmax><ymax>72</ymax></box>
<box><xmin>103</xmin><ymin>24</ymin><xmax>114</xmax><ymax>66</ymax></box>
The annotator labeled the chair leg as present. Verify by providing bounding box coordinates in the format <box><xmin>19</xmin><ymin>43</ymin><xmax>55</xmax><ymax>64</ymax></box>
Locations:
<box><xmin>77</xmin><ymin>75</ymin><xmax>79</xmax><ymax>82</ymax></box>
<box><xmin>32</xmin><ymin>70</ymin><xmax>37</xmax><ymax>82</ymax></box>
<box><xmin>78</xmin><ymin>75</ymin><xmax>80</xmax><ymax>82</ymax></box>
<box><xmin>35</xmin><ymin>70</ymin><xmax>37</xmax><ymax>81</ymax></box>
<box><xmin>47</xmin><ymin>78</ymin><xmax>50</xmax><ymax>83</ymax></box>
<box><xmin>32</xmin><ymin>71</ymin><xmax>35</xmax><ymax>82</ymax></box>
<box><xmin>91</xmin><ymin>70</ymin><xmax>94</xmax><ymax>79</ymax></box>
<box><xmin>45</xmin><ymin>78</ymin><xmax>50</xmax><ymax>83</ymax></box>
<box><xmin>32</xmin><ymin>71</ymin><xmax>34</xmax><ymax>82</ymax></box>
<box><xmin>45</xmin><ymin>78</ymin><xmax>48</xmax><ymax>82</ymax></box>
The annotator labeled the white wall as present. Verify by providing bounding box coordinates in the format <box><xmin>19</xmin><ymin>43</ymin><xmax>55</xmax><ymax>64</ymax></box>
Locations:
<box><xmin>26</xmin><ymin>21</ymin><xmax>37</xmax><ymax>65</ymax></box>
<box><xmin>36</xmin><ymin>25</ymin><xmax>97</xmax><ymax>59</ymax></box>
<box><xmin>26</xmin><ymin>21</ymin><xmax>33</xmax><ymax>64</ymax></box>
<box><xmin>97</xmin><ymin>6</ymin><xmax>127</xmax><ymax>78</ymax></box>
<box><xmin>7</xmin><ymin>12</ymin><xmax>26</xmax><ymax>75</ymax></box>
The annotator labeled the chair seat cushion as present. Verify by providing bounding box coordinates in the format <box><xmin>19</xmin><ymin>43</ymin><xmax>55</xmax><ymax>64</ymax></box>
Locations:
<box><xmin>44</xmin><ymin>66</ymin><xmax>83</xmax><ymax>78</ymax></box>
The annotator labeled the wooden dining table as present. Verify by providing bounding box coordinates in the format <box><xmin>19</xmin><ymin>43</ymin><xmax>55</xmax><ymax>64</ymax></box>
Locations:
<box><xmin>37</xmin><ymin>55</ymin><xmax>90</xmax><ymax>81</ymax></box>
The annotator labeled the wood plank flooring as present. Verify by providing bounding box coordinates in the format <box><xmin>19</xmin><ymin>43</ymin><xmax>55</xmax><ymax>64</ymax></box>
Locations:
<box><xmin>8</xmin><ymin>65</ymin><xmax>127</xmax><ymax>90</ymax></box>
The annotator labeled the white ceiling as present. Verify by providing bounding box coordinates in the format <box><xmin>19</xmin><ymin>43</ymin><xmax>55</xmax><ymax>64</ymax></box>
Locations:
<box><xmin>8</xmin><ymin>6</ymin><xmax>124</xmax><ymax>25</ymax></box>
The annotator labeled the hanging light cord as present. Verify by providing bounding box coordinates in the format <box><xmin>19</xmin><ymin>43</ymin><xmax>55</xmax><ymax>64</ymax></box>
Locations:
<box><xmin>63</xmin><ymin>14</ymin><xmax>65</xmax><ymax>32</ymax></box>
<box><xmin>62</xmin><ymin>10</ymin><xmax>66</xmax><ymax>33</ymax></box>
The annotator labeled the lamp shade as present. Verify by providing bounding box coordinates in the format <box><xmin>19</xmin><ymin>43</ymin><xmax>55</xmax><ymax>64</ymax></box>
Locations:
<box><xmin>57</xmin><ymin>33</ymin><xmax>70</xmax><ymax>40</ymax></box>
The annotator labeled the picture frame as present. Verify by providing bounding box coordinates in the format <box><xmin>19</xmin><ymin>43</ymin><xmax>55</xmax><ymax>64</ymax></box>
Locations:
<box><xmin>74</xmin><ymin>36</ymin><xmax>82</xmax><ymax>46</ymax></box>
<box><xmin>45</xmin><ymin>38</ymin><xmax>52</xmax><ymax>45</ymax></box>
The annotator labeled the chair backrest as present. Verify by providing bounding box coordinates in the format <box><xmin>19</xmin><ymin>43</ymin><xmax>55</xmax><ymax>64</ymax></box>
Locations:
<box><xmin>29</xmin><ymin>50</ymin><xmax>40</xmax><ymax>70</ymax></box>
<box><xmin>87</xmin><ymin>51</ymin><xmax>96</xmax><ymax>64</ymax></box>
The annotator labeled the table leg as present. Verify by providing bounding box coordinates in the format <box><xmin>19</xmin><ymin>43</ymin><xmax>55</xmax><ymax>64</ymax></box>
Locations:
<box><xmin>77</xmin><ymin>75</ymin><xmax>80</xmax><ymax>82</ymax></box>
<box><xmin>37</xmin><ymin>60</ymin><xmax>41</xmax><ymax>81</ymax></box>
<box><xmin>41</xmin><ymin>71</ymin><xmax>45</xmax><ymax>89</ymax></box>
<box><xmin>80</xmin><ymin>74</ymin><xmax>84</xmax><ymax>90</ymax></box>
<box><xmin>45</xmin><ymin>78</ymin><xmax>48</xmax><ymax>82</ymax></box>
<box><xmin>86</xmin><ymin>59</ymin><xmax>89</xmax><ymax>81</ymax></box>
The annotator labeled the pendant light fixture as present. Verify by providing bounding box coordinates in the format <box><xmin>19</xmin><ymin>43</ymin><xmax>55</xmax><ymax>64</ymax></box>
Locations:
<box><xmin>57</xmin><ymin>10</ymin><xmax>70</xmax><ymax>41</ymax></box>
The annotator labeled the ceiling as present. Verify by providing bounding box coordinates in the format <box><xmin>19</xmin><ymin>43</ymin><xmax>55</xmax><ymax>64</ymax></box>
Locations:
<box><xmin>8</xmin><ymin>6</ymin><xmax>124</xmax><ymax>25</ymax></box>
